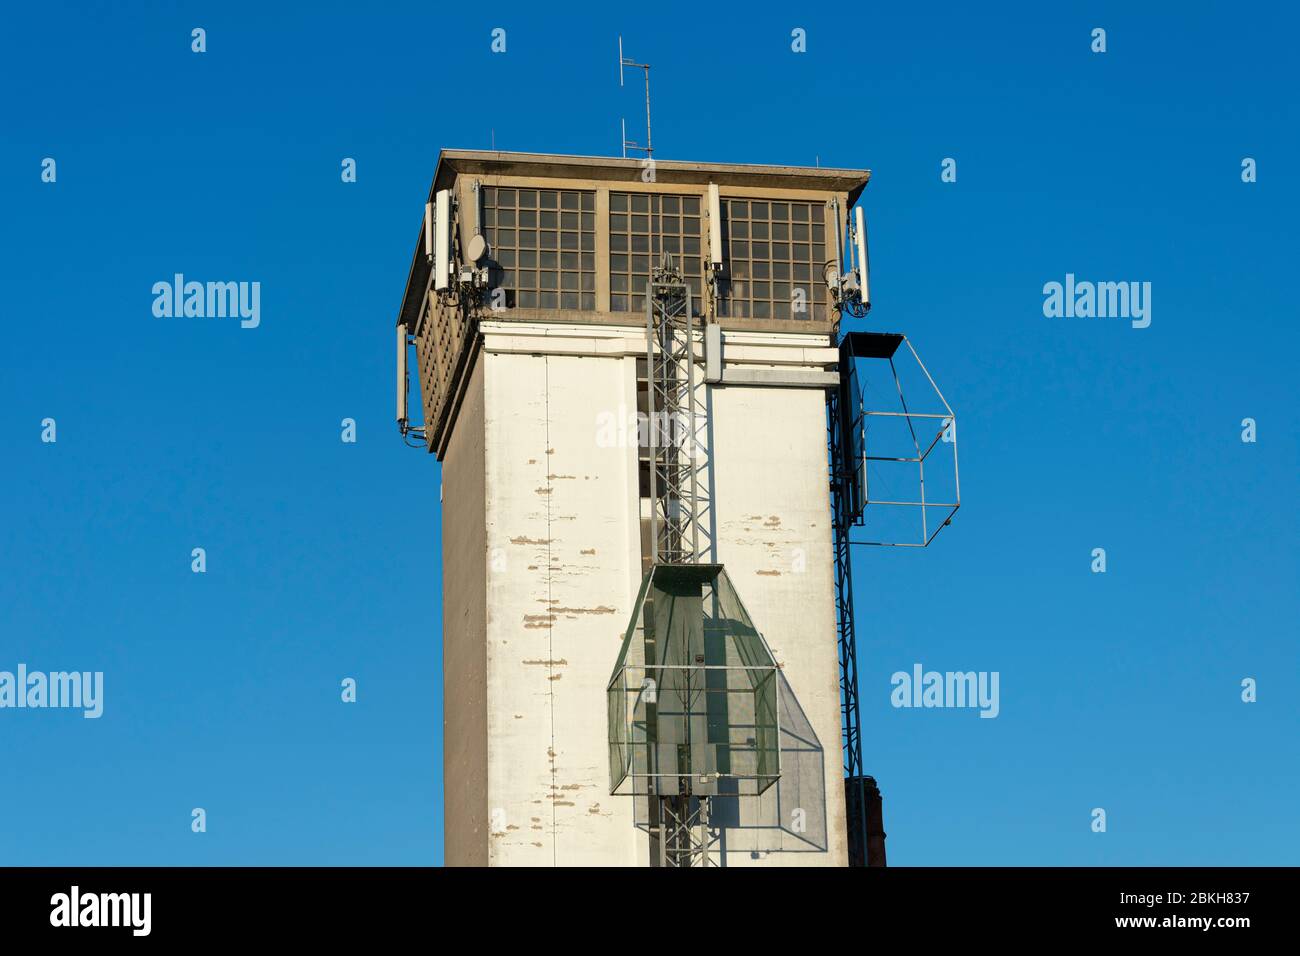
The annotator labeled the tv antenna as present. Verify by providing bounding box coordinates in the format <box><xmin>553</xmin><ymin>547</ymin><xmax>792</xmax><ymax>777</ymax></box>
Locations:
<box><xmin>618</xmin><ymin>36</ymin><xmax>652</xmax><ymax>158</ymax></box>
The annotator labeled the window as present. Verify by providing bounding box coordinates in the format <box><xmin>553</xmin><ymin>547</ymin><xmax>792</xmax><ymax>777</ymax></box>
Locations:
<box><xmin>721</xmin><ymin>199</ymin><xmax>828</xmax><ymax>322</ymax></box>
<box><xmin>609</xmin><ymin>193</ymin><xmax>703</xmax><ymax>314</ymax></box>
<box><xmin>482</xmin><ymin>187</ymin><xmax>596</xmax><ymax>310</ymax></box>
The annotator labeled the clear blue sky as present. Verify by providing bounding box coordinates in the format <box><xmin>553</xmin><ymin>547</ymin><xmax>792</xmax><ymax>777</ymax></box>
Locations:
<box><xmin>1</xmin><ymin>1</ymin><xmax>1296</xmax><ymax>866</ymax></box>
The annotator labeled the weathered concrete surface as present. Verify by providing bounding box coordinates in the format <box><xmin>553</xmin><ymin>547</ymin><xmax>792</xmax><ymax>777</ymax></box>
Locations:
<box><xmin>482</xmin><ymin>347</ymin><xmax>644</xmax><ymax>865</ymax></box>
<box><xmin>441</xmin><ymin>355</ymin><xmax>488</xmax><ymax>866</ymax></box>
<box><xmin>444</xmin><ymin>322</ymin><xmax>844</xmax><ymax>866</ymax></box>
<box><xmin>709</xmin><ymin>382</ymin><xmax>847</xmax><ymax>866</ymax></box>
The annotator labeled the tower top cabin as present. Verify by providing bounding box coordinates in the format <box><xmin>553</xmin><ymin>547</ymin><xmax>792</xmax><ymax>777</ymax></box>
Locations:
<box><xmin>396</xmin><ymin>149</ymin><xmax>870</xmax><ymax>457</ymax></box>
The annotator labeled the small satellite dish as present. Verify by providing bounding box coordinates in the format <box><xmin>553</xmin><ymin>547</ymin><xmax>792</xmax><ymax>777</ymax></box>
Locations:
<box><xmin>467</xmin><ymin>234</ymin><xmax>488</xmax><ymax>263</ymax></box>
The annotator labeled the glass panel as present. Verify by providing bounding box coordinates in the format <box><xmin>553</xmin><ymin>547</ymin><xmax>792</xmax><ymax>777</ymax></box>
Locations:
<box><xmin>606</xmin><ymin>565</ymin><xmax>781</xmax><ymax>797</ymax></box>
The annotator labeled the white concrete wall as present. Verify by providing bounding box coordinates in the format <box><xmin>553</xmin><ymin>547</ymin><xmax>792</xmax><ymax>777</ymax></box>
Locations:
<box><xmin>709</xmin><ymin>382</ymin><xmax>847</xmax><ymax>866</ymax></box>
<box><xmin>473</xmin><ymin>321</ymin><xmax>843</xmax><ymax>866</ymax></box>
<box><xmin>482</xmin><ymin>346</ymin><xmax>645</xmax><ymax>865</ymax></box>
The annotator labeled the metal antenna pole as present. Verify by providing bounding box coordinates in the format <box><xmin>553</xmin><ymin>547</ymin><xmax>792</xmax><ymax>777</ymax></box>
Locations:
<box><xmin>618</xmin><ymin>36</ymin><xmax>654</xmax><ymax>158</ymax></box>
<box><xmin>642</xmin><ymin>62</ymin><xmax>653</xmax><ymax>157</ymax></box>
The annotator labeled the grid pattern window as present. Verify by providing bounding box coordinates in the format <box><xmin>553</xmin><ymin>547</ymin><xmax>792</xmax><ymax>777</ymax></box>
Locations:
<box><xmin>610</xmin><ymin>193</ymin><xmax>703</xmax><ymax>314</ymax></box>
<box><xmin>482</xmin><ymin>187</ymin><xmax>596</xmax><ymax>310</ymax></box>
<box><xmin>723</xmin><ymin>199</ymin><xmax>828</xmax><ymax>322</ymax></box>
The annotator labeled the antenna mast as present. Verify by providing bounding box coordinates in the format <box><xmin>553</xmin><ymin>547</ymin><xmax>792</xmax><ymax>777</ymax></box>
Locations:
<box><xmin>618</xmin><ymin>36</ymin><xmax>653</xmax><ymax>158</ymax></box>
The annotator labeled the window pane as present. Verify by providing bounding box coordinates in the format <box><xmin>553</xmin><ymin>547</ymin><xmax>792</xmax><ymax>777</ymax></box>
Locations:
<box><xmin>609</xmin><ymin>192</ymin><xmax>708</xmax><ymax>317</ymax></box>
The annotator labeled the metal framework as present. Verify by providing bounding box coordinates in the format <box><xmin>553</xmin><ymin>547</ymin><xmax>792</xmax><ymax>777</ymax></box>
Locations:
<box><xmin>644</xmin><ymin>255</ymin><xmax>701</xmax><ymax>565</ymax></box>
<box><xmin>659</xmin><ymin>792</ymin><xmax>717</xmax><ymax>868</ymax></box>
<box><xmin>849</xmin><ymin>335</ymin><xmax>960</xmax><ymax>548</ymax></box>
<box><xmin>829</xmin><ymin>327</ymin><xmax>961</xmax><ymax>865</ymax></box>
<box><xmin>644</xmin><ymin>254</ymin><xmax>710</xmax><ymax>867</ymax></box>
<box><xmin>827</xmin><ymin>370</ymin><xmax>870</xmax><ymax>866</ymax></box>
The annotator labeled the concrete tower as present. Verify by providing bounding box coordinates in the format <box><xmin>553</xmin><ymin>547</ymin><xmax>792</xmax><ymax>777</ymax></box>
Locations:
<box><xmin>396</xmin><ymin>151</ymin><xmax>870</xmax><ymax>866</ymax></box>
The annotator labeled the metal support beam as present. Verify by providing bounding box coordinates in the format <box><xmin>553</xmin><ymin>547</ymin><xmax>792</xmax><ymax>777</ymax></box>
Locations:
<box><xmin>828</xmin><ymin>368</ymin><xmax>871</xmax><ymax>865</ymax></box>
<box><xmin>643</xmin><ymin>253</ymin><xmax>714</xmax><ymax>867</ymax></box>
<box><xmin>644</xmin><ymin>255</ymin><xmax>702</xmax><ymax>565</ymax></box>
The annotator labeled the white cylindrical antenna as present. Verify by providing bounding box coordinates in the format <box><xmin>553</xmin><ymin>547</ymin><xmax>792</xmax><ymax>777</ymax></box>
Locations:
<box><xmin>434</xmin><ymin>189</ymin><xmax>451</xmax><ymax>292</ymax></box>
<box><xmin>708</xmin><ymin>184</ymin><xmax>723</xmax><ymax>268</ymax></box>
<box><xmin>423</xmin><ymin>201</ymin><xmax>434</xmax><ymax>261</ymax></box>
<box><xmin>854</xmin><ymin>205</ymin><xmax>871</xmax><ymax>308</ymax></box>
<box><xmin>830</xmin><ymin>198</ymin><xmax>843</xmax><ymax>283</ymax></box>
<box><xmin>396</xmin><ymin>322</ymin><xmax>408</xmax><ymax>425</ymax></box>
<box><xmin>618</xmin><ymin>36</ymin><xmax>624</xmax><ymax>86</ymax></box>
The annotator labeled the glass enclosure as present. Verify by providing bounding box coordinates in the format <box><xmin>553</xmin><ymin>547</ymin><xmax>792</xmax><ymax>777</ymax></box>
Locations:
<box><xmin>608</xmin><ymin>564</ymin><xmax>780</xmax><ymax>798</ymax></box>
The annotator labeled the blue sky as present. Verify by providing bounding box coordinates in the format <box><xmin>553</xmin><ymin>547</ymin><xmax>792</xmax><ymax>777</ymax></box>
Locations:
<box><xmin>1</xmin><ymin>1</ymin><xmax>1296</xmax><ymax>865</ymax></box>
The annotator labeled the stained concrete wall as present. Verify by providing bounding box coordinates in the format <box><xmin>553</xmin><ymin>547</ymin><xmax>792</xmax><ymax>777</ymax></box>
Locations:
<box><xmin>708</xmin><ymin>382</ymin><xmax>847</xmax><ymax>866</ymax></box>
<box><xmin>441</xmin><ymin>355</ymin><xmax>488</xmax><ymax>866</ymax></box>
<box><xmin>444</xmin><ymin>321</ymin><xmax>844</xmax><ymax>865</ymax></box>
<box><xmin>481</xmin><ymin>346</ymin><xmax>646</xmax><ymax>865</ymax></box>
